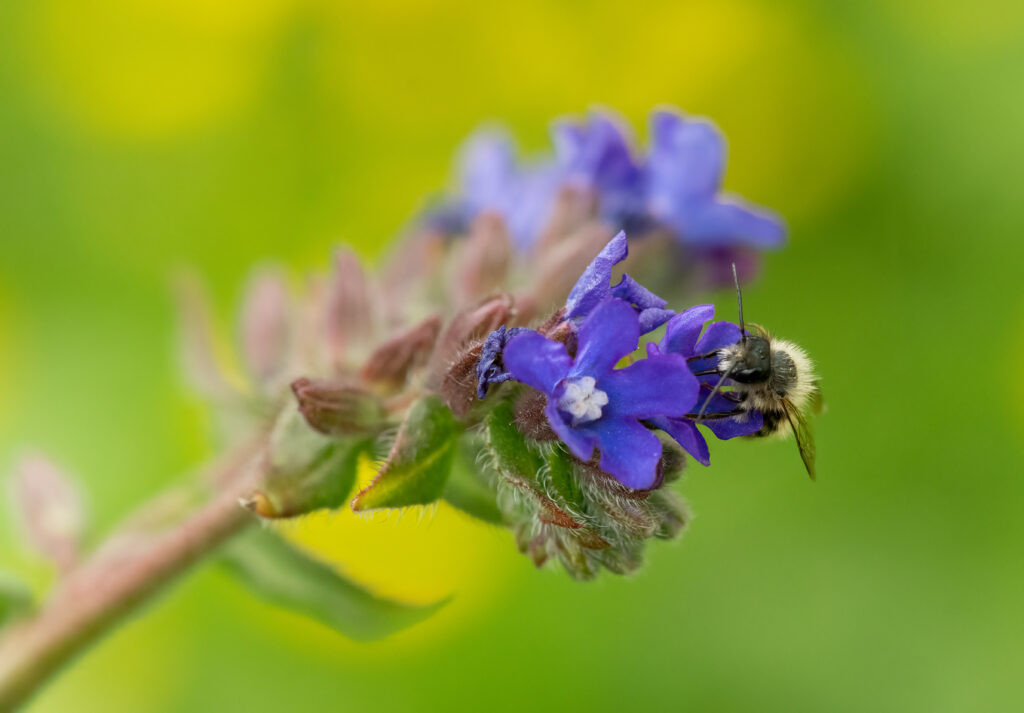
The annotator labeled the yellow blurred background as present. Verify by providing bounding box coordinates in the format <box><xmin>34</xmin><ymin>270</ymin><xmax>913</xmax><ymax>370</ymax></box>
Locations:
<box><xmin>2</xmin><ymin>0</ymin><xmax>1023</xmax><ymax>711</ymax></box>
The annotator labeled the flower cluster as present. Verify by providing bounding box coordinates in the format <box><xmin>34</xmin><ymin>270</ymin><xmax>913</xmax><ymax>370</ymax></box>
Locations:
<box><xmin>429</xmin><ymin>107</ymin><xmax>786</xmax><ymax>255</ymax></box>
<box><xmin>3</xmin><ymin>104</ymin><xmax>802</xmax><ymax>694</ymax></box>
<box><xmin>479</xmin><ymin>231</ymin><xmax>762</xmax><ymax>491</ymax></box>
<box><xmin>169</xmin><ymin>107</ymin><xmax>787</xmax><ymax>581</ymax></box>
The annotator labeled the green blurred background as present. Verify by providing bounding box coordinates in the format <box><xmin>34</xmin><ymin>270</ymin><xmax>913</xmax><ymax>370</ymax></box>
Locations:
<box><xmin>2</xmin><ymin>0</ymin><xmax>1023</xmax><ymax>710</ymax></box>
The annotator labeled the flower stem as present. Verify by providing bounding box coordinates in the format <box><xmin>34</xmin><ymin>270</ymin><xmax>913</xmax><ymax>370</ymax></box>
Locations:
<box><xmin>0</xmin><ymin>437</ymin><xmax>270</xmax><ymax>712</ymax></box>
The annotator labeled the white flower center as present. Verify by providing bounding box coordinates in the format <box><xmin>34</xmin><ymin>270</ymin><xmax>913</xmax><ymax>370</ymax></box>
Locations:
<box><xmin>556</xmin><ymin>376</ymin><xmax>609</xmax><ymax>426</ymax></box>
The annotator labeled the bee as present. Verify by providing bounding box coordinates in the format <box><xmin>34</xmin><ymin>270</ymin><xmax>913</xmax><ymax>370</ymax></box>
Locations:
<box><xmin>691</xmin><ymin>265</ymin><xmax>821</xmax><ymax>479</ymax></box>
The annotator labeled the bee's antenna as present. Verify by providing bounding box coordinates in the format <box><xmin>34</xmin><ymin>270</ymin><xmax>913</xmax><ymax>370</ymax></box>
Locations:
<box><xmin>694</xmin><ymin>362</ymin><xmax>737</xmax><ymax>422</ymax></box>
<box><xmin>732</xmin><ymin>262</ymin><xmax>746</xmax><ymax>344</ymax></box>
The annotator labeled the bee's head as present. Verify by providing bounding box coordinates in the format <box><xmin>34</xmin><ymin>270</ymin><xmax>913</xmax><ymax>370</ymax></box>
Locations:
<box><xmin>729</xmin><ymin>335</ymin><xmax>771</xmax><ymax>383</ymax></box>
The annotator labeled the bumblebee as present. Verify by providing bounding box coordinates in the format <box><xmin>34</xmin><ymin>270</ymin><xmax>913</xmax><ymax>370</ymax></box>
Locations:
<box><xmin>692</xmin><ymin>266</ymin><xmax>821</xmax><ymax>478</ymax></box>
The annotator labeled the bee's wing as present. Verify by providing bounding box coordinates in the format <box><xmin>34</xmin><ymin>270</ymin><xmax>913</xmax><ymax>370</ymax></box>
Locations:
<box><xmin>783</xmin><ymin>401</ymin><xmax>816</xmax><ymax>480</ymax></box>
<box><xmin>808</xmin><ymin>383</ymin><xmax>825</xmax><ymax>415</ymax></box>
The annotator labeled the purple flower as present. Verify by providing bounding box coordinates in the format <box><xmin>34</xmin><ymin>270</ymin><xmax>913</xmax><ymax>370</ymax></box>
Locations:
<box><xmin>476</xmin><ymin>325</ymin><xmax>530</xmax><ymax>398</ymax></box>
<box><xmin>552</xmin><ymin>110</ymin><xmax>647</xmax><ymax>228</ymax></box>
<box><xmin>503</xmin><ymin>298</ymin><xmax>699</xmax><ymax>489</ymax></box>
<box><xmin>565</xmin><ymin>230</ymin><xmax>674</xmax><ymax>334</ymax></box>
<box><xmin>647</xmin><ymin>305</ymin><xmax>764</xmax><ymax>465</ymax></box>
<box><xmin>455</xmin><ymin>129</ymin><xmax>560</xmax><ymax>251</ymax></box>
<box><xmin>647</xmin><ymin>110</ymin><xmax>786</xmax><ymax>249</ymax></box>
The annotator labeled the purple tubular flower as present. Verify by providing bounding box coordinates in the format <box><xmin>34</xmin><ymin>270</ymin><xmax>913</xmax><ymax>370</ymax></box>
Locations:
<box><xmin>552</xmin><ymin>110</ymin><xmax>647</xmax><ymax>227</ymax></box>
<box><xmin>455</xmin><ymin>129</ymin><xmax>559</xmax><ymax>251</ymax></box>
<box><xmin>648</xmin><ymin>305</ymin><xmax>763</xmax><ymax>466</ymax></box>
<box><xmin>647</xmin><ymin>110</ymin><xmax>786</xmax><ymax>249</ymax></box>
<box><xmin>476</xmin><ymin>325</ymin><xmax>531</xmax><ymax>398</ymax></box>
<box><xmin>503</xmin><ymin>299</ymin><xmax>699</xmax><ymax>490</ymax></box>
<box><xmin>564</xmin><ymin>230</ymin><xmax>674</xmax><ymax>334</ymax></box>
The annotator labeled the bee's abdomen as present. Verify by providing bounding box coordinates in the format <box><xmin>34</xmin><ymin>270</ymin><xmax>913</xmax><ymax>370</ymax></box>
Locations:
<box><xmin>769</xmin><ymin>348</ymin><xmax>798</xmax><ymax>397</ymax></box>
<box><xmin>753</xmin><ymin>408</ymin><xmax>786</xmax><ymax>437</ymax></box>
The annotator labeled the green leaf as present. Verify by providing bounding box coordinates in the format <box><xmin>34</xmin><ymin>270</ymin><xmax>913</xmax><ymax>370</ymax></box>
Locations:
<box><xmin>0</xmin><ymin>571</ymin><xmax>32</xmax><ymax>628</ymax></box>
<box><xmin>484</xmin><ymin>399</ymin><xmax>543</xmax><ymax>480</ymax></box>
<box><xmin>352</xmin><ymin>395</ymin><xmax>462</xmax><ymax>511</ymax></box>
<box><xmin>221</xmin><ymin>526</ymin><xmax>446</xmax><ymax>641</ymax></box>
<box><xmin>545</xmin><ymin>446</ymin><xmax>586</xmax><ymax>514</ymax></box>
<box><xmin>442</xmin><ymin>438</ymin><xmax>503</xmax><ymax>524</ymax></box>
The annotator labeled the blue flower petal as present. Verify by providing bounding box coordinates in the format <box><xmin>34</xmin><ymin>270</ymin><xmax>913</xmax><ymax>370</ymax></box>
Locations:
<box><xmin>637</xmin><ymin>307</ymin><xmax>676</xmax><ymax>335</ymax></box>
<box><xmin>503</xmin><ymin>331</ymin><xmax>572</xmax><ymax>394</ymax></box>
<box><xmin>694</xmin><ymin>321</ymin><xmax>741</xmax><ymax>354</ymax></box>
<box><xmin>458</xmin><ymin>128</ymin><xmax>518</xmax><ymax>215</ymax></box>
<box><xmin>660</xmin><ymin>304</ymin><xmax>715</xmax><ymax>357</ymax></box>
<box><xmin>571</xmin><ymin>298</ymin><xmax>640</xmax><ymax>377</ymax></box>
<box><xmin>650</xmin><ymin>416</ymin><xmax>711</xmax><ymax>466</ymax></box>
<box><xmin>691</xmin><ymin>386</ymin><xmax>740</xmax><ymax>416</ymax></box>
<box><xmin>504</xmin><ymin>163</ymin><xmax>561</xmax><ymax>251</ymax></box>
<box><xmin>554</xmin><ymin>111</ymin><xmax>643</xmax><ymax>198</ymax></box>
<box><xmin>649</xmin><ymin>110</ymin><xmax>725</xmax><ymax>206</ymax></box>
<box><xmin>565</xmin><ymin>230</ymin><xmax>627</xmax><ymax>319</ymax></box>
<box><xmin>677</xmin><ymin>199</ymin><xmax>787</xmax><ymax>249</ymax></box>
<box><xmin>584</xmin><ymin>417</ymin><xmax>664</xmax><ymax>490</ymax></box>
<box><xmin>545</xmin><ymin>397</ymin><xmax>597</xmax><ymax>461</ymax></box>
<box><xmin>602</xmin><ymin>353</ymin><xmax>699</xmax><ymax>419</ymax></box>
<box><xmin>702</xmin><ymin>410</ymin><xmax>764</xmax><ymax>440</ymax></box>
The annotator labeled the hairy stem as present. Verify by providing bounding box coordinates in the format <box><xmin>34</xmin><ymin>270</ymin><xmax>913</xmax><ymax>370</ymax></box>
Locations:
<box><xmin>0</xmin><ymin>437</ymin><xmax>270</xmax><ymax>711</ymax></box>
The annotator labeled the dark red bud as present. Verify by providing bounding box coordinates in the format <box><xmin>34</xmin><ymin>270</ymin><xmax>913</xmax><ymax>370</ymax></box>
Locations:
<box><xmin>439</xmin><ymin>342</ymin><xmax>483</xmax><ymax>419</ymax></box>
<box><xmin>361</xmin><ymin>315</ymin><xmax>441</xmax><ymax>388</ymax></box>
<box><xmin>291</xmin><ymin>378</ymin><xmax>384</xmax><ymax>436</ymax></box>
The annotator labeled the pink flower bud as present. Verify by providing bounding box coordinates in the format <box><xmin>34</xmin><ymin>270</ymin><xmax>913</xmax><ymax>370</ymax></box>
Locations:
<box><xmin>240</xmin><ymin>267</ymin><xmax>291</xmax><ymax>384</ymax></box>
<box><xmin>361</xmin><ymin>315</ymin><xmax>441</xmax><ymax>388</ymax></box>
<box><xmin>325</xmin><ymin>248</ymin><xmax>374</xmax><ymax>370</ymax></box>
<box><xmin>291</xmin><ymin>378</ymin><xmax>384</xmax><ymax>436</ymax></box>
<box><xmin>453</xmin><ymin>214</ymin><xmax>511</xmax><ymax>305</ymax></box>
<box><xmin>9</xmin><ymin>452</ymin><xmax>85</xmax><ymax>573</ymax></box>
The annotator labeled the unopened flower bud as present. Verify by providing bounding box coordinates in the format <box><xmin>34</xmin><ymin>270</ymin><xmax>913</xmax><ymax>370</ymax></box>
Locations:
<box><xmin>650</xmin><ymin>490</ymin><xmax>689</xmax><ymax>540</ymax></box>
<box><xmin>361</xmin><ymin>315</ymin><xmax>441</xmax><ymax>388</ymax></box>
<box><xmin>291</xmin><ymin>378</ymin><xmax>384</xmax><ymax>436</ymax></box>
<box><xmin>325</xmin><ymin>248</ymin><xmax>374</xmax><ymax>369</ymax></box>
<box><xmin>439</xmin><ymin>342</ymin><xmax>483</xmax><ymax>419</ymax></box>
<box><xmin>453</xmin><ymin>214</ymin><xmax>511</xmax><ymax>305</ymax></box>
<box><xmin>530</xmin><ymin>184</ymin><xmax>598</xmax><ymax>259</ymax></box>
<box><xmin>9</xmin><ymin>453</ymin><xmax>86</xmax><ymax>573</ymax></box>
<box><xmin>595</xmin><ymin>545</ymin><xmax>643</xmax><ymax>575</ymax></box>
<box><xmin>379</xmin><ymin>229</ymin><xmax>447</xmax><ymax>324</ymax></box>
<box><xmin>240</xmin><ymin>267</ymin><xmax>291</xmax><ymax>384</ymax></box>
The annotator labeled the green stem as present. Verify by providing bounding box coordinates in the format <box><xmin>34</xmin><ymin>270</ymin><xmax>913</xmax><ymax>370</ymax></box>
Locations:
<box><xmin>0</xmin><ymin>438</ymin><xmax>270</xmax><ymax>712</ymax></box>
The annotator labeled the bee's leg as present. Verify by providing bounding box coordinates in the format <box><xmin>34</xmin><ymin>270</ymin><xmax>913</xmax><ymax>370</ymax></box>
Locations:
<box><xmin>686</xmin><ymin>350</ymin><xmax>722</xmax><ymax>363</ymax></box>
<box><xmin>698</xmin><ymin>384</ymin><xmax>744</xmax><ymax>403</ymax></box>
<box><xmin>685</xmin><ymin>408</ymin><xmax>746</xmax><ymax>420</ymax></box>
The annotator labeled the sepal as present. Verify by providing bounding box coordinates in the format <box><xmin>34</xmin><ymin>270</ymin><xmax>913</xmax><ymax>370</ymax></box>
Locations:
<box><xmin>351</xmin><ymin>395</ymin><xmax>462</xmax><ymax>511</ymax></box>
